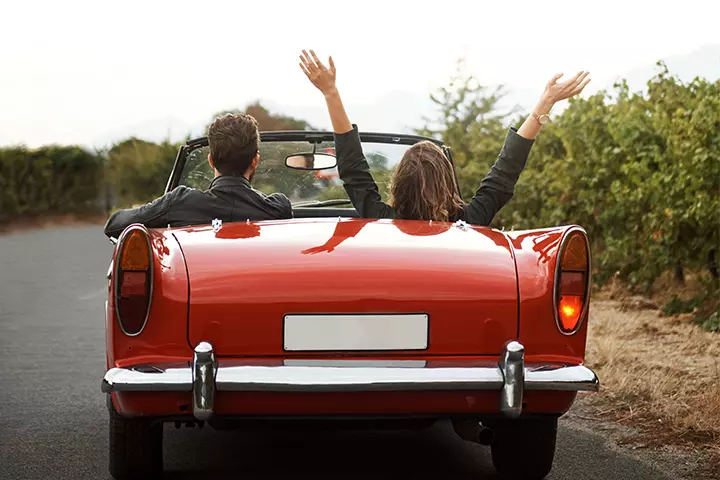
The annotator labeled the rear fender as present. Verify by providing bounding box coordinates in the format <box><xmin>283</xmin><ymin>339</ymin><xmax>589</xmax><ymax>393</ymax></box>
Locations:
<box><xmin>106</xmin><ymin>227</ymin><xmax>192</xmax><ymax>368</ymax></box>
<box><xmin>506</xmin><ymin>226</ymin><xmax>589</xmax><ymax>364</ymax></box>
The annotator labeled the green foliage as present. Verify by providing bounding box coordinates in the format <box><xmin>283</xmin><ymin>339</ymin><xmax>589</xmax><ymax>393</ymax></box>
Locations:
<box><xmin>700</xmin><ymin>307</ymin><xmax>720</xmax><ymax>333</ymax></box>
<box><xmin>420</xmin><ymin>61</ymin><xmax>720</xmax><ymax>301</ymax></box>
<box><xmin>105</xmin><ymin>138</ymin><xmax>178</xmax><ymax>207</ymax></box>
<box><xmin>206</xmin><ymin>101</ymin><xmax>314</xmax><ymax>133</ymax></box>
<box><xmin>0</xmin><ymin>101</ymin><xmax>322</xmax><ymax>225</ymax></box>
<box><xmin>0</xmin><ymin>145</ymin><xmax>104</xmax><ymax>221</ymax></box>
<box><xmin>662</xmin><ymin>295</ymin><xmax>703</xmax><ymax>316</ymax></box>
<box><xmin>416</xmin><ymin>62</ymin><xmax>511</xmax><ymax>202</ymax></box>
<box><xmin>662</xmin><ymin>280</ymin><xmax>720</xmax><ymax>333</ymax></box>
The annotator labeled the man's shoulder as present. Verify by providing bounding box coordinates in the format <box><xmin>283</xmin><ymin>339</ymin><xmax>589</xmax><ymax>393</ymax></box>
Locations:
<box><xmin>245</xmin><ymin>185</ymin><xmax>289</xmax><ymax>204</ymax></box>
<box><xmin>171</xmin><ymin>184</ymin><xmax>196</xmax><ymax>196</ymax></box>
<box><xmin>264</xmin><ymin>191</ymin><xmax>291</xmax><ymax>203</ymax></box>
<box><xmin>252</xmin><ymin>189</ymin><xmax>292</xmax><ymax>218</ymax></box>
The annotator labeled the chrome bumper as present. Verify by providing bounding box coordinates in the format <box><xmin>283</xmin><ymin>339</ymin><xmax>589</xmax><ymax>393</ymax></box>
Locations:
<box><xmin>102</xmin><ymin>341</ymin><xmax>599</xmax><ymax>420</ymax></box>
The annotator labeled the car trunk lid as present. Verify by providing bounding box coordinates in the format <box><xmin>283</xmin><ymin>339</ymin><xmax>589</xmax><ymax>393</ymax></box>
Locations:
<box><xmin>172</xmin><ymin>218</ymin><xmax>519</xmax><ymax>357</ymax></box>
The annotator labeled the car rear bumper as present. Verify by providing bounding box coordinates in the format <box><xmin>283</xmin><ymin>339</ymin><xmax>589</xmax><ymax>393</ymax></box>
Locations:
<box><xmin>102</xmin><ymin>341</ymin><xmax>599</xmax><ymax>420</ymax></box>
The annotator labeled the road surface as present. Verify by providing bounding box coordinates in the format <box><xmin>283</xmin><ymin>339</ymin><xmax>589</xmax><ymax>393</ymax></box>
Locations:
<box><xmin>0</xmin><ymin>224</ymin><xmax>672</xmax><ymax>479</ymax></box>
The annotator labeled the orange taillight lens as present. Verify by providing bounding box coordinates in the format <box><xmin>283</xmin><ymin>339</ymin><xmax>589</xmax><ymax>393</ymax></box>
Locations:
<box><xmin>558</xmin><ymin>295</ymin><xmax>583</xmax><ymax>331</ymax></box>
<box><xmin>555</xmin><ymin>230</ymin><xmax>590</xmax><ymax>335</ymax></box>
<box><xmin>561</xmin><ymin>234</ymin><xmax>588</xmax><ymax>270</ymax></box>
<box><xmin>115</xmin><ymin>227</ymin><xmax>152</xmax><ymax>336</ymax></box>
<box><xmin>121</xmin><ymin>230</ymin><xmax>150</xmax><ymax>270</ymax></box>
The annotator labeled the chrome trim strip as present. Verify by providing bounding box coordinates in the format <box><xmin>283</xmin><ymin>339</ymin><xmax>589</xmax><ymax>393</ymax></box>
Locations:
<box><xmin>215</xmin><ymin>366</ymin><xmax>504</xmax><ymax>392</ymax></box>
<box><xmin>192</xmin><ymin>342</ymin><xmax>216</xmax><ymax>421</ymax></box>
<box><xmin>282</xmin><ymin>359</ymin><xmax>427</xmax><ymax>367</ymax></box>
<box><xmin>499</xmin><ymin>341</ymin><xmax>524</xmax><ymax>418</ymax></box>
<box><xmin>101</xmin><ymin>364</ymin><xmax>599</xmax><ymax>394</ymax></box>
<box><xmin>101</xmin><ymin>366</ymin><xmax>191</xmax><ymax>393</ymax></box>
<box><xmin>525</xmin><ymin>365</ymin><xmax>599</xmax><ymax>391</ymax></box>
<box><xmin>101</xmin><ymin>341</ymin><xmax>600</xmax><ymax>418</ymax></box>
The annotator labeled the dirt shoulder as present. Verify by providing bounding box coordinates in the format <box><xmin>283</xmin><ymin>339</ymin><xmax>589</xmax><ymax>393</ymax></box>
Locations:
<box><xmin>569</xmin><ymin>299</ymin><xmax>720</xmax><ymax>479</ymax></box>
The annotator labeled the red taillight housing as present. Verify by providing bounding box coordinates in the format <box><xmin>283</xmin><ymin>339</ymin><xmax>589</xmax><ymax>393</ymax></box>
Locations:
<box><xmin>553</xmin><ymin>228</ymin><xmax>590</xmax><ymax>335</ymax></box>
<box><xmin>114</xmin><ymin>226</ymin><xmax>153</xmax><ymax>336</ymax></box>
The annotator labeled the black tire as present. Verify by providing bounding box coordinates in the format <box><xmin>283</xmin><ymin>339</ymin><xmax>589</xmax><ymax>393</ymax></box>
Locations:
<box><xmin>489</xmin><ymin>416</ymin><xmax>557</xmax><ymax>479</ymax></box>
<box><xmin>108</xmin><ymin>400</ymin><xmax>163</xmax><ymax>479</ymax></box>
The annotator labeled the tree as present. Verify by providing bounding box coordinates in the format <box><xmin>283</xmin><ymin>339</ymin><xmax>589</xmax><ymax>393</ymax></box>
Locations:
<box><xmin>205</xmin><ymin>101</ymin><xmax>314</xmax><ymax>132</ymax></box>
<box><xmin>415</xmin><ymin>60</ymin><xmax>514</xmax><ymax>212</ymax></box>
<box><xmin>105</xmin><ymin>138</ymin><xmax>178</xmax><ymax>207</ymax></box>
<box><xmin>420</xmin><ymin>59</ymin><xmax>720</xmax><ymax>298</ymax></box>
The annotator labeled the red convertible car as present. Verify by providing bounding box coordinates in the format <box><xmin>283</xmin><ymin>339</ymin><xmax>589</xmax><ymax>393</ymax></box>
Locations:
<box><xmin>102</xmin><ymin>130</ymin><xmax>599</xmax><ymax>479</ymax></box>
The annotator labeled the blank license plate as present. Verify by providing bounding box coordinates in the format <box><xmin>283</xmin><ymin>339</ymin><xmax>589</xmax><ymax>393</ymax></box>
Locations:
<box><xmin>283</xmin><ymin>314</ymin><xmax>429</xmax><ymax>351</ymax></box>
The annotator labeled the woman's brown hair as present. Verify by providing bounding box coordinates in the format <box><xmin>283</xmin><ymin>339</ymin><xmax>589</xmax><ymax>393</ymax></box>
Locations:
<box><xmin>388</xmin><ymin>141</ymin><xmax>465</xmax><ymax>222</ymax></box>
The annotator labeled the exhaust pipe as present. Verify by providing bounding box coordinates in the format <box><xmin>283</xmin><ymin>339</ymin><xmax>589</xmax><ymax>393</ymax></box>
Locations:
<box><xmin>452</xmin><ymin>420</ymin><xmax>493</xmax><ymax>445</ymax></box>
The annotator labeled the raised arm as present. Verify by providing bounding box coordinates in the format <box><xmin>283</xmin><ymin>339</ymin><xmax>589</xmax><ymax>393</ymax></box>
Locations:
<box><xmin>299</xmin><ymin>50</ymin><xmax>393</xmax><ymax>219</ymax></box>
<box><xmin>463</xmin><ymin>71</ymin><xmax>591</xmax><ymax>226</ymax></box>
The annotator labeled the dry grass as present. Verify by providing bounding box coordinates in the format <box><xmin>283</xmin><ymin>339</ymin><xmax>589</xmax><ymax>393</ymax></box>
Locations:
<box><xmin>581</xmin><ymin>299</ymin><xmax>720</xmax><ymax>465</ymax></box>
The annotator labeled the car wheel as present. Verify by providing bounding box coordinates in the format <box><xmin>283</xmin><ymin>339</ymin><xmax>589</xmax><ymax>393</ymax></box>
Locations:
<box><xmin>108</xmin><ymin>399</ymin><xmax>163</xmax><ymax>479</ymax></box>
<box><xmin>488</xmin><ymin>416</ymin><xmax>557</xmax><ymax>479</ymax></box>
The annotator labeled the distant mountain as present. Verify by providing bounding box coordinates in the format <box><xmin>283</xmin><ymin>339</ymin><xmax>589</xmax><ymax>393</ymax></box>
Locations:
<box><xmin>610</xmin><ymin>44</ymin><xmax>720</xmax><ymax>92</ymax></box>
<box><xmin>262</xmin><ymin>91</ymin><xmax>437</xmax><ymax>135</ymax></box>
<box><xmin>90</xmin><ymin>45</ymin><xmax>720</xmax><ymax>149</ymax></box>
<box><xmin>90</xmin><ymin>116</ymin><xmax>199</xmax><ymax>150</ymax></box>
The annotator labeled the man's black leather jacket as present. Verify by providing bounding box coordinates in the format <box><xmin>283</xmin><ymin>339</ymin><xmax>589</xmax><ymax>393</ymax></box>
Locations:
<box><xmin>103</xmin><ymin>176</ymin><xmax>292</xmax><ymax>238</ymax></box>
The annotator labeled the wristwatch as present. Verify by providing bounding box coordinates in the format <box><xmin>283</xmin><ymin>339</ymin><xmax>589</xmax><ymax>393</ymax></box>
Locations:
<box><xmin>531</xmin><ymin>111</ymin><xmax>550</xmax><ymax>125</ymax></box>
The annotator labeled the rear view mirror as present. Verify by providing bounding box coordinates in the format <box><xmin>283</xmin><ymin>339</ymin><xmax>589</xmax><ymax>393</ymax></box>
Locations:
<box><xmin>285</xmin><ymin>153</ymin><xmax>337</xmax><ymax>171</ymax></box>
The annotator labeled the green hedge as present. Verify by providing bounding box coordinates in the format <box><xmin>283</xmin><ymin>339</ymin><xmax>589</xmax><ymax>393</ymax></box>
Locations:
<box><xmin>104</xmin><ymin>138</ymin><xmax>178</xmax><ymax>208</ymax></box>
<box><xmin>0</xmin><ymin>145</ymin><xmax>105</xmax><ymax>222</ymax></box>
<box><xmin>1</xmin><ymin>79</ymin><xmax>716</xmax><ymax>304</ymax></box>
<box><xmin>420</xmin><ymin>62</ymin><xmax>720</xmax><ymax>292</ymax></box>
<box><xmin>0</xmin><ymin>103</ymin><xmax>320</xmax><ymax>223</ymax></box>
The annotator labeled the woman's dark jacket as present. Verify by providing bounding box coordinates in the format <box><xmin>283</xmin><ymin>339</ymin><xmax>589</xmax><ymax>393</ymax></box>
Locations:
<box><xmin>333</xmin><ymin>125</ymin><xmax>534</xmax><ymax>226</ymax></box>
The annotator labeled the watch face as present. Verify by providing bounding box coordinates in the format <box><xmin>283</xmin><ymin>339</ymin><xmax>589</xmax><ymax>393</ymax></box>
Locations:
<box><xmin>538</xmin><ymin>114</ymin><xmax>549</xmax><ymax>124</ymax></box>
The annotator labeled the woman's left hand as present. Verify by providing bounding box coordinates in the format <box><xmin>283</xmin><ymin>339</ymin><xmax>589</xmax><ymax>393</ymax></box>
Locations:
<box><xmin>517</xmin><ymin>71</ymin><xmax>591</xmax><ymax>140</ymax></box>
<box><xmin>540</xmin><ymin>71</ymin><xmax>591</xmax><ymax>106</ymax></box>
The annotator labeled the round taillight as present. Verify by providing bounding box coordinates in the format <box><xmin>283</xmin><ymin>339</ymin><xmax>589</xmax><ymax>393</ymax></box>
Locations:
<box><xmin>553</xmin><ymin>228</ymin><xmax>590</xmax><ymax>335</ymax></box>
<box><xmin>114</xmin><ymin>226</ymin><xmax>153</xmax><ymax>336</ymax></box>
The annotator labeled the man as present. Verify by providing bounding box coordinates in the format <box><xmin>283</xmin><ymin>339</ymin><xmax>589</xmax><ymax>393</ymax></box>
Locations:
<box><xmin>104</xmin><ymin>113</ymin><xmax>292</xmax><ymax>239</ymax></box>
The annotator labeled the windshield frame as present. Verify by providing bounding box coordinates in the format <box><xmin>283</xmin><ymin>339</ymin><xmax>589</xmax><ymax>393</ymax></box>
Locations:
<box><xmin>164</xmin><ymin>130</ymin><xmax>459</xmax><ymax>199</ymax></box>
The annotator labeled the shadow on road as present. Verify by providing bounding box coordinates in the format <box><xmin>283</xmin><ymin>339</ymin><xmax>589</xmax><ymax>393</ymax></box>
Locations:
<box><xmin>162</xmin><ymin>420</ymin><xmax>498</xmax><ymax>479</ymax></box>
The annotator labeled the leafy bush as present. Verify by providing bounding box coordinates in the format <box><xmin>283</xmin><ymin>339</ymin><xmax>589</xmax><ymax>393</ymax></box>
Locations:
<box><xmin>0</xmin><ymin>145</ymin><xmax>104</xmax><ymax>221</ymax></box>
<box><xmin>420</xmin><ymin>62</ymin><xmax>720</xmax><ymax>298</ymax></box>
<box><xmin>662</xmin><ymin>295</ymin><xmax>703</xmax><ymax>316</ymax></box>
<box><xmin>104</xmin><ymin>138</ymin><xmax>178</xmax><ymax>207</ymax></box>
<box><xmin>700</xmin><ymin>308</ymin><xmax>720</xmax><ymax>333</ymax></box>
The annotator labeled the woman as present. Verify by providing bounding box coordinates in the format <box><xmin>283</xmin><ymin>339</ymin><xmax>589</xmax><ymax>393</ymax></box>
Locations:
<box><xmin>299</xmin><ymin>49</ymin><xmax>590</xmax><ymax>224</ymax></box>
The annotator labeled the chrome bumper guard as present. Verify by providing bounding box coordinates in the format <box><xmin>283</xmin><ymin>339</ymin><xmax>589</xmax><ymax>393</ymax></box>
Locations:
<box><xmin>102</xmin><ymin>341</ymin><xmax>599</xmax><ymax>419</ymax></box>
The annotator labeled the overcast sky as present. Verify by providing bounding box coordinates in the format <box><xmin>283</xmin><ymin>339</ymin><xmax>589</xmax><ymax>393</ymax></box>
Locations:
<box><xmin>1</xmin><ymin>0</ymin><xmax>718</xmax><ymax>147</ymax></box>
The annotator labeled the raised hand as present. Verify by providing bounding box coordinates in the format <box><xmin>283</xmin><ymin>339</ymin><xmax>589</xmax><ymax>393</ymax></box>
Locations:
<box><xmin>298</xmin><ymin>49</ymin><xmax>352</xmax><ymax>133</ymax></box>
<box><xmin>516</xmin><ymin>71</ymin><xmax>591</xmax><ymax>140</ymax></box>
<box><xmin>299</xmin><ymin>49</ymin><xmax>337</xmax><ymax>97</ymax></box>
<box><xmin>542</xmin><ymin>71</ymin><xmax>591</xmax><ymax>104</ymax></box>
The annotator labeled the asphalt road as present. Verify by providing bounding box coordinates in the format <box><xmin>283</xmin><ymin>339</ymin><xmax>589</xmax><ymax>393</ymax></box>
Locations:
<box><xmin>0</xmin><ymin>224</ymin><xmax>672</xmax><ymax>479</ymax></box>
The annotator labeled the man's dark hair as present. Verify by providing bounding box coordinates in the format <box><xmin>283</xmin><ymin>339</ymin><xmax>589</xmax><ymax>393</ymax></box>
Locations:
<box><xmin>207</xmin><ymin>113</ymin><xmax>260</xmax><ymax>176</ymax></box>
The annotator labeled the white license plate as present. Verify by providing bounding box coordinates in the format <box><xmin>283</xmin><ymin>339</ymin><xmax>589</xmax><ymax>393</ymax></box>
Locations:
<box><xmin>283</xmin><ymin>314</ymin><xmax>429</xmax><ymax>351</ymax></box>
